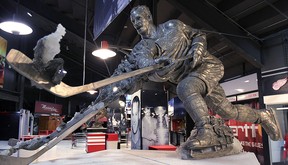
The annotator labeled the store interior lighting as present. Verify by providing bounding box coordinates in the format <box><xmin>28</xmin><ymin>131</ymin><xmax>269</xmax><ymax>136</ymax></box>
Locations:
<box><xmin>92</xmin><ymin>41</ymin><xmax>116</xmax><ymax>59</ymax></box>
<box><xmin>0</xmin><ymin>20</ymin><xmax>33</xmax><ymax>35</ymax></box>
<box><xmin>0</xmin><ymin>0</ymin><xmax>33</xmax><ymax>35</ymax></box>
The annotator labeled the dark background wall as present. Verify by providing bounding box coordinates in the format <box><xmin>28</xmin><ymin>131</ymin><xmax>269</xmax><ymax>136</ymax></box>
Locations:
<box><xmin>261</xmin><ymin>31</ymin><xmax>288</xmax><ymax>96</ymax></box>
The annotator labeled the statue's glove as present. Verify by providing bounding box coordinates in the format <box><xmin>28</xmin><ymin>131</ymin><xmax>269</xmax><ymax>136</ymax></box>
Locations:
<box><xmin>155</xmin><ymin>56</ymin><xmax>172</xmax><ymax>67</ymax></box>
<box><xmin>137</xmin><ymin>58</ymin><xmax>156</xmax><ymax>68</ymax></box>
<box><xmin>138</xmin><ymin>56</ymin><xmax>171</xmax><ymax>69</ymax></box>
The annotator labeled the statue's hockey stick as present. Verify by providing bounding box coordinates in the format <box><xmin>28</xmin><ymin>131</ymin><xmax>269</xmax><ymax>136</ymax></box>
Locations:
<box><xmin>6</xmin><ymin>49</ymin><xmax>162</xmax><ymax>98</ymax></box>
<box><xmin>1</xmin><ymin>49</ymin><xmax>196</xmax><ymax>164</ymax></box>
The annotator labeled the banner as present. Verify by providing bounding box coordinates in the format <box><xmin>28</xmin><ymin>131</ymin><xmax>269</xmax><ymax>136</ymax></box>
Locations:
<box><xmin>93</xmin><ymin>0</ymin><xmax>131</xmax><ymax>40</ymax></box>
<box><xmin>0</xmin><ymin>36</ymin><xmax>7</xmax><ymax>88</ymax></box>
<box><xmin>35</xmin><ymin>101</ymin><xmax>62</xmax><ymax>115</ymax></box>
<box><xmin>130</xmin><ymin>90</ymin><xmax>141</xmax><ymax>149</ymax></box>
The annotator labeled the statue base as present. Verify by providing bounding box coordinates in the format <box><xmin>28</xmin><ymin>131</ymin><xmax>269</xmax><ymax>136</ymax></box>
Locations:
<box><xmin>30</xmin><ymin>147</ymin><xmax>260</xmax><ymax>165</ymax></box>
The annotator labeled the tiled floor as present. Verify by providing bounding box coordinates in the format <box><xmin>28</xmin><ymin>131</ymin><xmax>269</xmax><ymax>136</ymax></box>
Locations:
<box><xmin>0</xmin><ymin>140</ymin><xmax>260</xmax><ymax>165</ymax></box>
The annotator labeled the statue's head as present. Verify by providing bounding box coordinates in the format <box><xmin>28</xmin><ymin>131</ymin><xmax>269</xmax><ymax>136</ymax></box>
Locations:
<box><xmin>130</xmin><ymin>5</ymin><xmax>153</xmax><ymax>37</ymax></box>
<box><xmin>130</xmin><ymin>6</ymin><xmax>152</xmax><ymax>20</ymax></box>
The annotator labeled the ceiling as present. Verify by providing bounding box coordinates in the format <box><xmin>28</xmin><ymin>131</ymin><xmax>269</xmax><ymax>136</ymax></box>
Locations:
<box><xmin>1</xmin><ymin>0</ymin><xmax>288</xmax><ymax>93</ymax></box>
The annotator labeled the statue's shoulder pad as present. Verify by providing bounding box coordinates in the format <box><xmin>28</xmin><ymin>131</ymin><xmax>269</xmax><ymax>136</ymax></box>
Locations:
<box><xmin>164</xmin><ymin>20</ymin><xmax>185</xmax><ymax>27</ymax></box>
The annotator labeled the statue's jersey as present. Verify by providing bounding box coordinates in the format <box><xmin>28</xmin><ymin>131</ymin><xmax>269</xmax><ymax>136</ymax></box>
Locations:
<box><xmin>147</xmin><ymin>20</ymin><xmax>224</xmax><ymax>93</ymax></box>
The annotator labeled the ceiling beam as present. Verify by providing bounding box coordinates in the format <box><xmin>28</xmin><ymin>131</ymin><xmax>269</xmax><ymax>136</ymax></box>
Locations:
<box><xmin>167</xmin><ymin>0</ymin><xmax>263</xmax><ymax>68</ymax></box>
<box><xmin>19</xmin><ymin>0</ymin><xmax>95</xmax><ymax>43</ymax></box>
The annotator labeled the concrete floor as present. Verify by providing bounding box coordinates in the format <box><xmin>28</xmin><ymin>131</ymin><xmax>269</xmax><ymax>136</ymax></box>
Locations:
<box><xmin>0</xmin><ymin>140</ymin><xmax>260</xmax><ymax>165</ymax></box>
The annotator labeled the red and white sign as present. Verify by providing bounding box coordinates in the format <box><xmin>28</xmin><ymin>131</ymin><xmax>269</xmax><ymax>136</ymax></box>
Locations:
<box><xmin>237</xmin><ymin>91</ymin><xmax>259</xmax><ymax>101</ymax></box>
<box><xmin>227</xmin><ymin>96</ymin><xmax>237</xmax><ymax>102</ymax></box>
<box><xmin>35</xmin><ymin>101</ymin><xmax>62</xmax><ymax>114</ymax></box>
<box><xmin>228</xmin><ymin>118</ymin><xmax>263</xmax><ymax>164</ymax></box>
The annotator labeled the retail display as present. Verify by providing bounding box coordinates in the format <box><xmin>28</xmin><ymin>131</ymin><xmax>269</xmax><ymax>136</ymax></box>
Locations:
<box><xmin>38</xmin><ymin>115</ymin><xmax>62</xmax><ymax>131</ymax></box>
<box><xmin>142</xmin><ymin>107</ymin><xmax>157</xmax><ymax>149</ymax></box>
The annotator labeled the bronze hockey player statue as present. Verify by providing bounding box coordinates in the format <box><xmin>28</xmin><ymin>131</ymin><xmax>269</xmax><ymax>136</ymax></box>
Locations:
<box><xmin>0</xmin><ymin>5</ymin><xmax>280</xmax><ymax>162</ymax></box>
<box><xmin>94</xmin><ymin>5</ymin><xmax>280</xmax><ymax>159</ymax></box>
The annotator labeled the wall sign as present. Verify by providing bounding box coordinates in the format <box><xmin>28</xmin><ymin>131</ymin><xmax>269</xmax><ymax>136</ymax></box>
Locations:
<box><xmin>227</xmin><ymin>96</ymin><xmax>237</xmax><ymax>102</ymax></box>
<box><xmin>237</xmin><ymin>92</ymin><xmax>259</xmax><ymax>101</ymax></box>
<box><xmin>35</xmin><ymin>101</ymin><xmax>62</xmax><ymax>115</ymax></box>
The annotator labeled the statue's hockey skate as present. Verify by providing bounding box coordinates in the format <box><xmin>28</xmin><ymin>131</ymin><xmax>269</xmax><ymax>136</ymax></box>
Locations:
<box><xmin>177</xmin><ymin>117</ymin><xmax>242</xmax><ymax>159</ymax></box>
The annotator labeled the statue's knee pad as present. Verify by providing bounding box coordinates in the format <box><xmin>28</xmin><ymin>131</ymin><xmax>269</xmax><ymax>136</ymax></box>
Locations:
<box><xmin>176</xmin><ymin>77</ymin><xmax>206</xmax><ymax>100</ymax></box>
<box><xmin>214</xmin><ymin>101</ymin><xmax>238</xmax><ymax>120</ymax></box>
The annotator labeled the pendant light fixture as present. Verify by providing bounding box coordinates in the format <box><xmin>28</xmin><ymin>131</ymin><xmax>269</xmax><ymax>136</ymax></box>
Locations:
<box><xmin>92</xmin><ymin>41</ymin><xmax>116</xmax><ymax>59</ymax></box>
<box><xmin>0</xmin><ymin>0</ymin><xmax>33</xmax><ymax>35</ymax></box>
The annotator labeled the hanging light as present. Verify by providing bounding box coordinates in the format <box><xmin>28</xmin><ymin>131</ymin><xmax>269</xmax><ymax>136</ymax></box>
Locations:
<box><xmin>0</xmin><ymin>0</ymin><xmax>33</xmax><ymax>35</ymax></box>
<box><xmin>92</xmin><ymin>41</ymin><xmax>116</xmax><ymax>59</ymax></box>
<box><xmin>0</xmin><ymin>20</ymin><xmax>32</xmax><ymax>35</ymax></box>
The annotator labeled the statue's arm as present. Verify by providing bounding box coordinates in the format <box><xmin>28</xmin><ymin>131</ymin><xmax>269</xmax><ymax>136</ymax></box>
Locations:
<box><xmin>190</xmin><ymin>29</ymin><xmax>207</xmax><ymax>68</ymax></box>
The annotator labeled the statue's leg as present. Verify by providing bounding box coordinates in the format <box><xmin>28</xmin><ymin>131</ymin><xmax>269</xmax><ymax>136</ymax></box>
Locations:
<box><xmin>176</xmin><ymin>77</ymin><xmax>233</xmax><ymax>159</ymax></box>
<box><xmin>205</xmin><ymin>84</ymin><xmax>280</xmax><ymax>141</ymax></box>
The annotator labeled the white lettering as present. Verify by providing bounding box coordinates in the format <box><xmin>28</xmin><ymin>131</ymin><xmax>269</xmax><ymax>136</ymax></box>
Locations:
<box><xmin>230</xmin><ymin>124</ymin><xmax>259</xmax><ymax>138</ymax></box>
<box><xmin>240</xmin><ymin>141</ymin><xmax>263</xmax><ymax>149</ymax></box>
<box><xmin>41</xmin><ymin>104</ymin><xmax>58</xmax><ymax>113</ymax></box>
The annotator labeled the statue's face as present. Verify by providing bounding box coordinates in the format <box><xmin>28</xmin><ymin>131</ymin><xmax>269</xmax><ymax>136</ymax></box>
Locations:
<box><xmin>130</xmin><ymin>11</ymin><xmax>151</xmax><ymax>37</ymax></box>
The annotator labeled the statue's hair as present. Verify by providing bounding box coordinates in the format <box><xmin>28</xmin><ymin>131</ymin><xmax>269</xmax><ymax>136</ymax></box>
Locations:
<box><xmin>130</xmin><ymin>5</ymin><xmax>152</xmax><ymax>20</ymax></box>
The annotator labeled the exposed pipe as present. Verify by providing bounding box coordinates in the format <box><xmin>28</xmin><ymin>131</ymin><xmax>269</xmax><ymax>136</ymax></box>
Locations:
<box><xmin>83</xmin><ymin>0</ymin><xmax>88</xmax><ymax>85</ymax></box>
<box><xmin>201</xmin><ymin>29</ymin><xmax>254</xmax><ymax>39</ymax></box>
<box><xmin>263</xmin><ymin>0</ymin><xmax>288</xmax><ymax>20</ymax></box>
<box><xmin>263</xmin><ymin>0</ymin><xmax>288</xmax><ymax>66</ymax></box>
<box><xmin>254</xmin><ymin>19</ymin><xmax>287</xmax><ymax>34</ymax></box>
<box><xmin>205</xmin><ymin>0</ymin><xmax>262</xmax><ymax>41</ymax></box>
<box><xmin>282</xmin><ymin>31</ymin><xmax>288</xmax><ymax>66</ymax></box>
<box><xmin>231</xmin><ymin>1</ymin><xmax>265</xmax><ymax>19</ymax></box>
